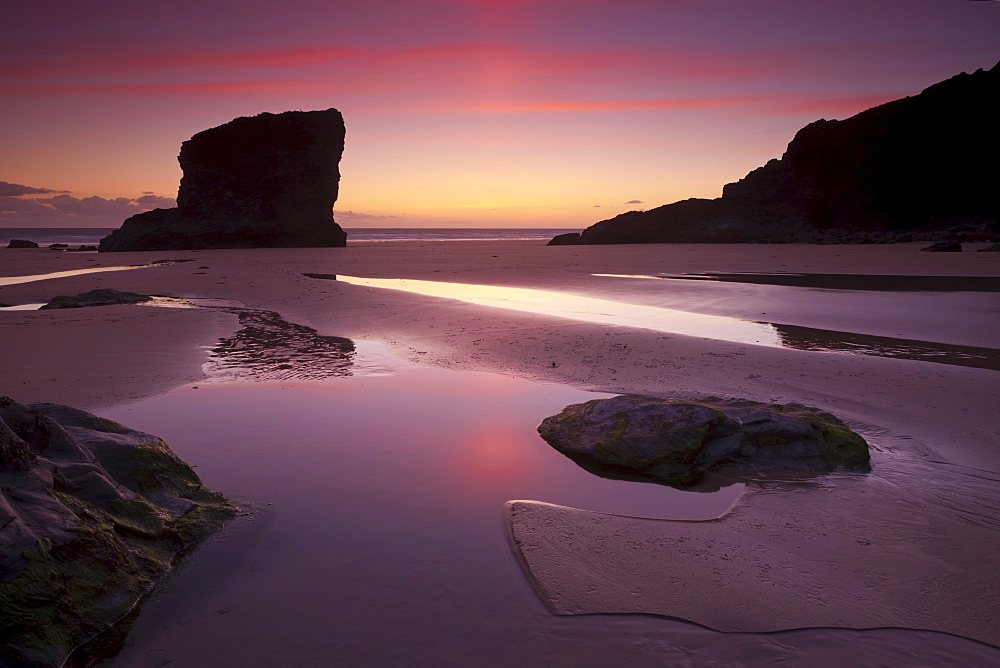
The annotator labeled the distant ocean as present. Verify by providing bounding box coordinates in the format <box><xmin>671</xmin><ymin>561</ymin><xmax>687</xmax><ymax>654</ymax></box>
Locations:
<box><xmin>0</xmin><ymin>227</ymin><xmax>572</xmax><ymax>246</ymax></box>
<box><xmin>1</xmin><ymin>228</ymin><xmax>114</xmax><ymax>246</ymax></box>
<box><xmin>346</xmin><ymin>228</ymin><xmax>573</xmax><ymax>242</ymax></box>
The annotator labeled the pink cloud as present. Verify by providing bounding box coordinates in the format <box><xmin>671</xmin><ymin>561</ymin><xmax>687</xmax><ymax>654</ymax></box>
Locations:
<box><xmin>0</xmin><ymin>80</ymin><xmax>310</xmax><ymax>96</ymax></box>
<box><xmin>467</xmin><ymin>91</ymin><xmax>913</xmax><ymax>119</ymax></box>
<box><xmin>468</xmin><ymin>95</ymin><xmax>774</xmax><ymax>113</ymax></box>
<box><xmin>0</xmin><ymin>181</ymin><xmax>66</xmax><ymax>196</ymax></box>
<box><xmin>134</xmin><ymin>194</ymin><xmax>175</xmax><ymax>206</ymax></box>
<box><xmin>766</xmin><ymin>93</ymin><xmax>907</xmax><ymax>116</ymax></box>
<box><xmin>0</xmin><ymin>47</ymin><xmax>373</xmax><ymax>79</ymax></box>
<box><xmin>0</xmin><ymin>42</ymin><xmax>774</xmax><ymax>87</ymax></box>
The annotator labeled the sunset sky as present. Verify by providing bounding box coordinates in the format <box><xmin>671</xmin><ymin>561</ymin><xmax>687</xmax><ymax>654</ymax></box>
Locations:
<box><xmin>1</xmin><ymin>0</ymin><xmax>997</xmax><ymax>229</ymax></box>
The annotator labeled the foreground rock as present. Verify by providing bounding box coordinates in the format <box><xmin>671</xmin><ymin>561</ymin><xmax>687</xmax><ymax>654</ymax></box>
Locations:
<box><xmin>40</xmin><ymin>288</ymin><xmax>153</xmax><ymax>309</ymax></box>
<box><xmin>6</xmin><ymin>239</ymin><xmax>38</xmax><ymax>249</ymax></box>
<box><xmin>538</xmin><ymin>395</ymin><xmax>870</xmax><ymax>487</ymax></box>
<box><xmin>0</xmin><ymin>397</ymin><xmax>235</xmax><ymax>666</ymax></box>
<box><xmin>560</xmin><ymin>62</ymin><xmax>999</xmax><ymax>245</ymax></box>
<box><xmin>100</xmin><ymin>109</ymin><xmax>347</xmax><ymax>252</ymax></box>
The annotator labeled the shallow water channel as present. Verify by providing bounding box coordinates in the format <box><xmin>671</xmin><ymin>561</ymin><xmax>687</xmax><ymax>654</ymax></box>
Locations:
<box><xmin>0</xmin><ymin>263</ymin><xmax>169</xmax><ymax>288</ymax></box>
<box><xmin>332</xmin><ymin>275</ymin><xmax>1000</xmax><ymax>370</ymax></box>
<box><xmin>76</xmin><ymin>339</ymin><xmax>997</xmax><ymax>666</ymax></box>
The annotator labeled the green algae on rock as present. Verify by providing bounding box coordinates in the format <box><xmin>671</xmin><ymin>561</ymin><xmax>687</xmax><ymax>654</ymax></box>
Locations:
<box><xmin>0</xmin><ymin>397</ymin><xmax>235</xmax><ymax>667</ymax></box>
<box><xmin>537</xmin><ymin>395</ymin><xmax>870</xmax><ymax>488</ymax></box>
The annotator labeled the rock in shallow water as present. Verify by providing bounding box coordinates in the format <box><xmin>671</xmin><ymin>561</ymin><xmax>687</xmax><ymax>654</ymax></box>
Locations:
<box><xmin>0</xmin><ymin>396</ymin><xmax>235</xmax><ymax>667</ymax></box>
<box><xmin>537</xmin><ymin>395</ymin><xmax>870</xmax><ymax>487</ymax></box>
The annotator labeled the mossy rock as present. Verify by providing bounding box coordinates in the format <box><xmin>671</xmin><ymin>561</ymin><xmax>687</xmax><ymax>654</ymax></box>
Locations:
<box><xmin>538</xmin><ymin>395</ymin><xmax>870</xmax><ymax>488</ymax></box>
<box><xmin>0</xmin><ymin>398</ymin><xmax>235</xmax><ymax>667</ymax></box>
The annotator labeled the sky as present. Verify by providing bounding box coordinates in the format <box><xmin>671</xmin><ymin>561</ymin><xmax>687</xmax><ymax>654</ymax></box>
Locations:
<box><xmin>1</xmin><ymin>0</ymin><xmax>997</xmax><ymax>229</ymax></box>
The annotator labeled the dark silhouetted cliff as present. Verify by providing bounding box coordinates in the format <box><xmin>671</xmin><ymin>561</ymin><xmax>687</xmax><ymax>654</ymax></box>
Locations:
<box><xmin>100</xmin><ymin>109</ymin><xmax>346</xmax><ymax>251</ymax></box>
<box><xmin>559</xmin><ymin>62</ymin><xmax>999</xmax><ymax>245</ymax></box>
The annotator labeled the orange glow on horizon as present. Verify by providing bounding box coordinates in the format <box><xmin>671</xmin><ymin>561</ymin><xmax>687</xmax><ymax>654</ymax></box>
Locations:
<box><xmin>2</xmin><ymin>2</ymin><xmax>995</xmax><ymax>228</ymax></box>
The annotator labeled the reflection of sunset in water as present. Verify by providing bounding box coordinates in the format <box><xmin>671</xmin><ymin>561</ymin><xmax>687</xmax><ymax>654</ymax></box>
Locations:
<box><xmin>0</xmin><ymin>264</ymin><xmax>154</xmax><ymax>287</ymax></box>
<box><xmin>462</xmin><ymin>426</ymin><xmax>525</xmax><ymax>481</ymax></box>
<box><xmin>336</xmin><ymin>275</ymin><xmax>782</xmax><ymax>347</ymax></box>
<box><xmin>331</xmin><ymin>275</ymin><xmax>1000</xmax><ymax>370</ymax></box>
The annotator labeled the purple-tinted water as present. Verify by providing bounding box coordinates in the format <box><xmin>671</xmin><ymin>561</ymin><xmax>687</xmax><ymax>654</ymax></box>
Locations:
<box><xmin>73</xmin><ymin>363</ymin><xmax>997</xmax><ymax>666</ymax></box>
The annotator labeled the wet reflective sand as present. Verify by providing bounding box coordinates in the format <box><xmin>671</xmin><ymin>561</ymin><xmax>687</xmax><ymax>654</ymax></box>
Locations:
<box><xmin>331</xmin><ymin>275</ymin><xmax>1000</xmax><ymax>370</ymax></box>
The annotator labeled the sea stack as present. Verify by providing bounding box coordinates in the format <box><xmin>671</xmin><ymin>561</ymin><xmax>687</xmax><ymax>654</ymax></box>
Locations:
<box><xmin>557</xmin><ymin>62</ymin><xmax>999</xmax><ymax>245</ymax></box>
<box><xmin>100</xmin><ymin>109</ymin><xmax>347</xmax><ymax>251</ymax></box>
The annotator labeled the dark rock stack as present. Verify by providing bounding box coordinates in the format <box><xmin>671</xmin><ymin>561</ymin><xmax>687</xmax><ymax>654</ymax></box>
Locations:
<box><xmin>538</xmin><ymin>395</ymin><xmax>870</xmax><ymax>488</ymax></box>
<box><xmin>0</xmin><ymin>397</ymin><xmax>235</xmax><ymax>666</ymax></box>
<box><xmin>6</xmin><ymin>239</ymin><xmax>38</xmax><ymax>248</ymax></box>
<box><xmin>559</xmin><ymin>62</ymin><xmax>999</xmax><ymax>245</ymax></box>
<box><xmin>100</xmin><ymin>109</ymin><xmax>347</xmax><ymax>251</ymax></box>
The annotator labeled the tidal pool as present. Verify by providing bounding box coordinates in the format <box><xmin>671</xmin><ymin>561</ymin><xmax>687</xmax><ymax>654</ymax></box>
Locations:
<box><xmin>72</xmin><ymin>349</ymin><xmax>997</xmax><ymax>665</ymax></box>
<box><xmin>77</xmin><ymin>362</ymin><xmax>738</xmax><ymax>665</ymax></box>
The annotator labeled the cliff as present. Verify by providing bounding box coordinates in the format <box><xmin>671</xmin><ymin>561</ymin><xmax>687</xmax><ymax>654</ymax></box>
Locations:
<box><xmin>561</xmin><ymin>62</ymin><xmax>999</xmax><ymax>245</ymax></box>
<box><xmin>100</xmin><ymin>109</ymin><xmax>347</xmax><ymax>251</ymax></box>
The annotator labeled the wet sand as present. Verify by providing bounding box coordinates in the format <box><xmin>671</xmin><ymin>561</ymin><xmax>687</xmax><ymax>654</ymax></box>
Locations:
<box><xmin>2</xmin><ymin>240</ymin><xmax>999</xmax><ymax>662</ymax></box>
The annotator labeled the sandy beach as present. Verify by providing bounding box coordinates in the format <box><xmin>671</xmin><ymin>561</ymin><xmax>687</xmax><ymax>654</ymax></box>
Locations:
<box><xmin>2</xmin><ymin>240</ymin><xmax>999</xmax><ymax>663</ymax></box>
<box><xmin>3</xmin><ymin>241</ymin><xmax>998</xmax><ymax>461</ymax></box>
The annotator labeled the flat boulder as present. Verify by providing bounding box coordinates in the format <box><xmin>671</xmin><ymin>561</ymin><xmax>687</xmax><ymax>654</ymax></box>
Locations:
<box><xmin>100</xmin><ymin>109</ymin><xmax>347</xmax><ymax>251</ymax></box>
<box><xmin>538</xmin><ymin>395</ymin><xmax>870</xmax><ymax>487</ymax></box>
<box><xmin>6</xmin><ymin>239</ymin><xmax>38</xmax><ymax>249</ymax></box>
<box><xmin>40</xmin><ymin>288</ymin><xmax>152</xmax><ymax>309</ymax></box>
<box><xmin>0</xmin><ymin>397</ymin><xmax>235</xmax><ymax>666</ymax></box>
